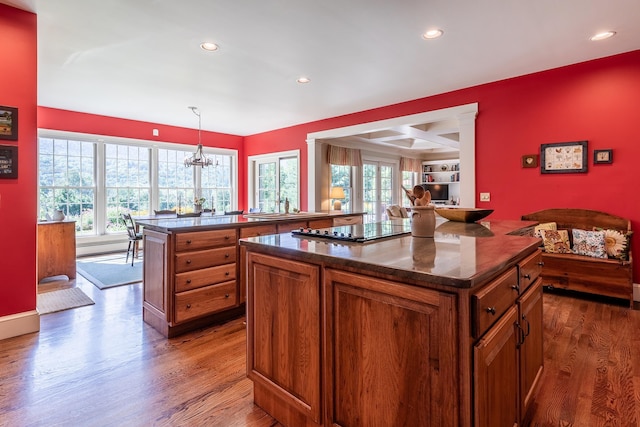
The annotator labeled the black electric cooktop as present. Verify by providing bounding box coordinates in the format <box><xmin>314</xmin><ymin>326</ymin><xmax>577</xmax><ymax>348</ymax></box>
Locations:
<box><xmin>291</xmin><ymin>220</ymin><xmax>411</xmax><ymax>242</ymax></box>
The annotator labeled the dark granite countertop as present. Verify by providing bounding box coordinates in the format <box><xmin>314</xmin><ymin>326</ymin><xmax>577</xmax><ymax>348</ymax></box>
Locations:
<box><xmin>135</xmin><ymin>211</ymin><xmax>364</xmax><ymax>233</ymax></box>
<box><xmin>239</xmin><ymin>218</ymin><xmax>540</xmax><ymax>289</ymax></box>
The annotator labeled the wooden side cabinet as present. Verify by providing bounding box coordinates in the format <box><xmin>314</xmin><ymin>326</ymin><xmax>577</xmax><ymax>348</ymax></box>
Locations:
<box><xmin>37</xmin><ymin>220</ymin><xmax>76</xmax><ymax>283</ymax></box>
<box><xmin>324</xmin><ymin>269</ymin><xmax>459</xmax><ymax>427</ymax></box>
<box><xmin>247</xmin><ymin>252</ymin><xmax>322</xmax><ymax>426</ymax></box>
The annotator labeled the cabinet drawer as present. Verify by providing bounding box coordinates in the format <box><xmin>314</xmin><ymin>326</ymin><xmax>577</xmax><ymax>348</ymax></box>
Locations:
<box><xmin>308</xmin><ymin>218</ymin><xmax>334</xmax><ymax>229</ymax></box>
<box><xmin>174</xmin><ymin>281</ymin><xmax>237</xmax><ymax>323</ymax></box>
<box><xmin>518</xmin><ymin>250</ymin><xmax>543</xmax><ymax>294</ymax></box>
<box><xmin>240</xmin><ymin>224</ymin><xmax>278</xmax><ymax>238</ymax></box>
<box><xmin>277</xmin><ymin>221</ymin><xmax>308</xmax><ymax>233</ymax></box>
<box><xmin>175</xmin><ymin>247</ymin><xmax>237</xmax><ymax>273</ymax></box>
<box><xmin>333</xmin><ymin>215</ymin><xmax>363</xmax><ymax>226</ymax></box>
<box><xmin>175</xmin><ymin>229</ymin><xmax>237</xmax><ymax>252</ymax></box>
<box><xmin>472</xmin><ymin>268</ymin><xmax>519</xmax><ymax>338</ymax></box>
<box><xmin>175</xmin><ymin>263</ymin><xmax>237</xmax><ymax>292</ymax></box>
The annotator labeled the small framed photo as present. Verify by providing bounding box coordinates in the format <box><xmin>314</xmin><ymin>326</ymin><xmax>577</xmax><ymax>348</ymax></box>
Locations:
<box><xmin>521</xmin><ymin>154</ymin><xmax>538</xmax><ymax>168</ymax></box>
<box><xmin>0</xmin><ymin>144</ymin><xmax>18</xmax><ymax>179</ymax></box>
<box><xmin>0</xmin><ymin>106</ymin><xmax>18</xmax><ymax>141</ymax></box>
<box><xmin>540</xmin><ymin>140</ymin><xmax>588</xmax><ymax>174</ymax></box>
<box><xmin>594</xmin><ymin>149</ymin><xmax>613</xmax><ymax>164</ymax></box>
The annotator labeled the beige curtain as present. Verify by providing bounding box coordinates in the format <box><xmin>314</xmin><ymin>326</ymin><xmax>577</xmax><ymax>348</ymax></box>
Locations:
<box><xmin>400</xmin><ymin>157</ymin><xmax>422</xmax><ymax>173</ymax></box>
<box><xmin>327</xmin><ymin>145</ymin><xmax>363</xmax><ymax>167</ymax></box>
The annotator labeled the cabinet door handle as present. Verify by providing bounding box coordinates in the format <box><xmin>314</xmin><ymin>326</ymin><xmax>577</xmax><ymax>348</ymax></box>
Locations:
<box><xmin>522</xmin><ymin>314</ymin><xmax>531</xmax><ymax>337</ymax></box>
<box><xmin>515</xmin><ymin>323</ymin><xmax>526</xmax><ymax>346</ymax></box>
<box><xmin>486</xmin><ymin>307</ymin><xmax>496</xmax><ymax>315</ymax></box>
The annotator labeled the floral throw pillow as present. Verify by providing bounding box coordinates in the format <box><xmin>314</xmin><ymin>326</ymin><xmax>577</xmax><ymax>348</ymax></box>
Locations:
<box><xmin>572</xmin><ymin>229</ymin><xmax>607</xmax><ymax>259</ymax></box>
<box><xmin>540</xmin><ymin>229</ymin><xmax>572</xmax><ymax>254</ymax></box>
<box><xmin>534</xmin><ymin>222</ymin><xmax>557</xmax><ymax>238</ymax></box>
<box><xmin>593</xmin><ymin>228</ymin><xmax>633</xmax><ymax>260</ymax></box>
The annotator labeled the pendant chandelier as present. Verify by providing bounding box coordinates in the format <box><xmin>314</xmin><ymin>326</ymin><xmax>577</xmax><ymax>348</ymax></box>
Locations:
<box><xmin>184</xmin><ymin>106</ymin><xmax>215</xmax><ymax>167</ymax></box>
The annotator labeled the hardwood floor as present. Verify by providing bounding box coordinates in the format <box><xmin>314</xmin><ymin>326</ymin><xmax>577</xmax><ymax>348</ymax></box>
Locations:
<box><xmin>2</xmin><ymin>270</ymin><xmax>640</xmax><ymax>426</ymax></box>
<box><xmin>1</xmin><ymin>273</ymin><xmax>280</xmax><ymax>427</ymax></box>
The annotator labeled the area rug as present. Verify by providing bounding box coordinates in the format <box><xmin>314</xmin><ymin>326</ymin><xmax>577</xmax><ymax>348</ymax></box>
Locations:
<box><xmin>77</xmin><ymin>254</ymin><xmax>143</xmax><ymax>290</ymax></box>
<box><xmin>37</xmin><ymin>287</ymin><xmax>95</xmax><ymax>315</ymax></box>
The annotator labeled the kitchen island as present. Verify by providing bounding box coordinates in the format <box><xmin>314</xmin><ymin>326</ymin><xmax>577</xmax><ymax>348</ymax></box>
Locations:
<box><xmin>136</xmin><ymin>211</ymin><xmax>363</xmax><ymax>338</ymax></box>
<box><xmin>240</xmin><ymin>218</ymin><xmax>544</xmax><ymax>427</ymax></box>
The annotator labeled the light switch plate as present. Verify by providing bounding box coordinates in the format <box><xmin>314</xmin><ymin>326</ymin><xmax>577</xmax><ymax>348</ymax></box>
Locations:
<box><xmin>480</xmin><ymin>192</ymin><xmax>490</xmax><ymax>202</ymax></box>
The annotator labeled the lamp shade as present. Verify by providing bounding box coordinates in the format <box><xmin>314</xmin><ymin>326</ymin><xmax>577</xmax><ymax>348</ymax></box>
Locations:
<box><xmin>330</xmin><ymin>187</ymin><xmax>345</xmax><ymax>199</ymax></box>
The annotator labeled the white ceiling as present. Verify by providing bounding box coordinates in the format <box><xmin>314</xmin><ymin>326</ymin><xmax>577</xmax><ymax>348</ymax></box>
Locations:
<box><xmin>3</xmin><ymin>0</ymin><xmax>640</xmax><ymax>143</ymax></box>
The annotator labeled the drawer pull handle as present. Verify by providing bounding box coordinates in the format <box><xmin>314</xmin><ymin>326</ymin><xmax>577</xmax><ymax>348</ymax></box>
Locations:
<box><xmin>486</xmin><ymin>307</ymin><xmax>496</xmax><ymax>315</ymax></box>
<box><xmin>186</xmin><ymin>259</ymin><xmax>192</xmax><ymax>264</ymax></box>
<box><xmin>523</xmin><ymin>274</ymin><xmax>531</xmax><ymax>280</ymax></box>
<box><xmin>186</xmin><ymin>279</ymin><xmax>191</xmax><ymax>284</ymax></box>
<box><xmin>538</xmin><ymin>261</ymin><xmax>544</xmax><ymax>267</ymax></box>
<box><xmin>186</xmin><ymin>239</ymin><xmax>192</xmax><ymax>244</ymax></box>
<box><xmin>225</xmin><ymin>294</ymin><xmax>230</xmax><ymax>298</ymax></box>
<box><xmin>225</xmin><ymin>253</ymin><xmax>230</xmax><ymax>258</ymax></box>
<box><xmin>511</xmin><ymin>284</ymin><xmax>520</xmax><ymax>292</ymax></box>
<box><xmin>186</xmin><ymin>304</ymin><xmax>191</xmax><ymax>309</ymax></box>
<box><xmin>225</xmin><ymin>271</ymin><xmax>230</xmax><ymax>276</ymax></box>
<box><xmin>225</xmin><ymin>235</ymin><xmax>230</xmax><ymax>240</ymax></box>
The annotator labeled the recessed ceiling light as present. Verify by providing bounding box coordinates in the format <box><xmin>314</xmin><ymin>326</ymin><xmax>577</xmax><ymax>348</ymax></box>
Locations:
<box><xmin>297</xmin><ymin>77</ymin><xmax>310</xmax><ymax>84</ymax></box>
<box><xmin>589</xmin><ymin>31</ymin><xmax>616</xmax><ymax>41</ymax></box>
<box><xmin>422</xmin><ymin>29</ymin><xmax>444</xmax><ymax>40</ymax></box>
<box><xmin>200</xmin><ymin>42</ymin><xmax>219</xmax><ymax>51</ymax></box>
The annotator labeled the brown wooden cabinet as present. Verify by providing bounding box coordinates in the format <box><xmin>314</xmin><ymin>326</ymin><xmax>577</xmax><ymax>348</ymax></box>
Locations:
<box><xmin>37</xmin><ymin>221</ymin><xmax>76</xmax><ymax>283</ymax></box>
<box><xmin>474</xmin><ymin>305</ymin><xmax>519</xmax><ymax>427</ymax></box>
<box><xmin>142</xmin><ymin>227</ymin><xmax>241</xmax><ymax>337</ymax></box>
<box><xmin>473</xmin><ymin>251</ymin><xmax>544</xmax><ymax>427</ymax></box>
<box><xmin>324</xmin><ymin>269</ymin><xmax>458</xmax><ymax>427</ymax></box>
<box><xmin>247</xmin><ymin>252</ymin><xmax>321</xmax><ymax>426</ymax></box>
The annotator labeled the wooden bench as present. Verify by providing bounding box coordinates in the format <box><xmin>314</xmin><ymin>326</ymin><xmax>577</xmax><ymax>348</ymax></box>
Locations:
<box><xmin>521</xmin><ymin>208</ymin><xmax>633</xmax><ymax>306</ymax></box>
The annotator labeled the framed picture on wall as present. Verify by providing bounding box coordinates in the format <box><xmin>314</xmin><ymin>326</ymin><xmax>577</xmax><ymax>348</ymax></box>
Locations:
<box><xmin>594</xmin><ymin>149</ymin><xmax>613</xmax><ymax>164</ymax></box>
<box><xmin>540</xmin><ymin>140</ymin><xmax>588</xmax><ymax>174</ymax></box>
<box><xmin>0</xmin><ymin>106</ymin><xmax>18</xmax><ymax>141</ymax></box>
<box><xmin>0</xmin><ymin>144</ymin><xmax>18</xmax><ymax>179</ymax></box>
<box><xmin>521</xmin><ymin>154</ymin><xmax>538</xmax><ymax>168</ymax></box>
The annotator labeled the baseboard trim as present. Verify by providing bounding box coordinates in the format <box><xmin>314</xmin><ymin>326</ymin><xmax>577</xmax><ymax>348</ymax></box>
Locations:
<box><xmin>0</xmin><ymin>310</ymin><xmax>40</xmax><ymax>341</ymax></box>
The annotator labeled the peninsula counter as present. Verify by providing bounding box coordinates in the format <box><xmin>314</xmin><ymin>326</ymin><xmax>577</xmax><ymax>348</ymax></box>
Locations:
<box><xmin>240</xmin><ymin>218</ymin><xmax>544</xmax><ymax>427</ymax></box>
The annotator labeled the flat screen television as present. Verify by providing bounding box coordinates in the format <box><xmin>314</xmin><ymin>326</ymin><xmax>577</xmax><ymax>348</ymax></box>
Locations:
<box><xmin>421</xmin><ymin>183</ymin><xmax>449</xmax><ymax>203</ymax></box>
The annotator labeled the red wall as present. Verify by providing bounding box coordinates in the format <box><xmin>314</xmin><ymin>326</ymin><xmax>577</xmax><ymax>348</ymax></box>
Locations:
<box><xmin>245</xmin><ymin>50</ymin><xmax>640</xmax><ymax>280</ymax></box>
<box><xmin>0</xmin><ymin>4</ymin><xmax>38</xmax><ymax>317</ymax></box>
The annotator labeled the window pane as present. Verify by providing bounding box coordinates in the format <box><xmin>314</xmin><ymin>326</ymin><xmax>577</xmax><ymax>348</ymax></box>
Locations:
<box><xmin>104</xmin><ymin>143</ymin><xmax>151</xmax><ymax>224</ymax></box>
<box><xmin>38</xmin><ymin>138</ymin><xmax>96</xmax><ymax>235</ymax></box>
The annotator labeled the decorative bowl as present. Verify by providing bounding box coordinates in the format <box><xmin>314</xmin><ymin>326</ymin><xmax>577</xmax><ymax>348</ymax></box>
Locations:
<box><xmin>435</xmin><ymin>207</ymin><xmax>494</xmax><ymax>223</ymax></box>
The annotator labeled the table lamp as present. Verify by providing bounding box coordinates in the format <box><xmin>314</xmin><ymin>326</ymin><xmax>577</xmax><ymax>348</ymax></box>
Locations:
<box><xmin>330</xmin><ymin>187</ymin><xmax>345</xmax><ymax>211</ymax></box>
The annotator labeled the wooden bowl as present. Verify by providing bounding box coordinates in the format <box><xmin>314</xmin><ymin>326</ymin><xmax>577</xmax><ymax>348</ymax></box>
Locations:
<box><xmin>435</xmin><ymin>207</ymin><xmax>494</xmax><ymax>223</ymax></box>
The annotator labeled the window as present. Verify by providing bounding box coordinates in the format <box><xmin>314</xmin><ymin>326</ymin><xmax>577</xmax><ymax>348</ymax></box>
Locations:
<box><xmin>38</xmin><ymin>138</ymin><xmax>96</xmax><ymax>235</ymax></box>
<box><xmin>249</xmin><ymin>151</ymin><xmax>299</xmax><ymax>213</ymax></box>
<box><xmin>38</xmin><ymin>133</ymin><xmax>237</xmax><ymax>239</ymax></box>
<box><xmin>157</xmin><ymin>148</ymin><xmax>197</xmax><ymax>212</ymax></box>
<box><xmin>363</xmin><ymin>161</ymin><xmax>394</xmax><ymax>221</ymax></box>
<box><xmin>201</xmin><ymin>154</ymin><xmax>233</xmax><ymax>213</ymax></box>
<box><xmin>330</xmin><ymin>164</ymin><xmax>352</xmax><ymax>211</ymax></box>
<box><xmin>105</xmin><ymin>143</ymin><xmax>150</xmax><ymax>233</ymax></box>
<box><xmin>401</xmin><ymin>171</ymin><xmax>418</xmax><ymax>206</ymax></box>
